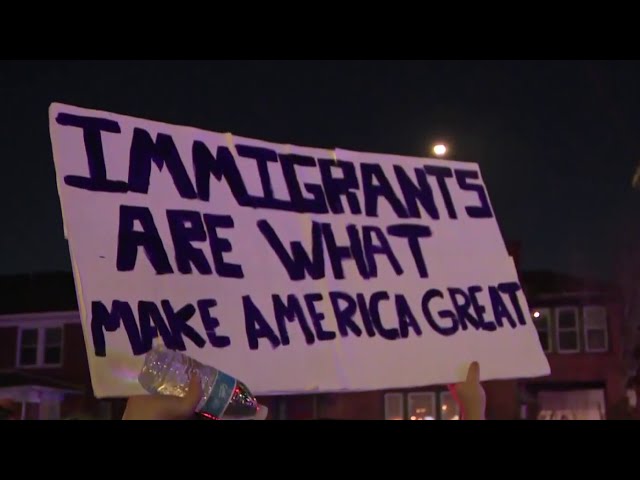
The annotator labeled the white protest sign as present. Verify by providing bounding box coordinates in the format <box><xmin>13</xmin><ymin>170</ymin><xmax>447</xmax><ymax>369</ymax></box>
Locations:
<box><xmin>49</xmin><ymin>103</ymin><xmax>549</xmax><ymax>398</ymax></box>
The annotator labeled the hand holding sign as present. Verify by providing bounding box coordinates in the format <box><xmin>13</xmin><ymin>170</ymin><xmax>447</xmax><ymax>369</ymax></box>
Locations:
<box><xmin>449</xmin><ymin>362</ymin><xmax>485</xmax><ymax>420</ymax></box>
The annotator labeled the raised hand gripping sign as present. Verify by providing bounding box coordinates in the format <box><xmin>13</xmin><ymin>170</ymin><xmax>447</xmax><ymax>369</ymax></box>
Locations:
<box><xmin>48</xmin><ymin>103</ymin><xmax>549</xmax><ymax>398</ymax></box>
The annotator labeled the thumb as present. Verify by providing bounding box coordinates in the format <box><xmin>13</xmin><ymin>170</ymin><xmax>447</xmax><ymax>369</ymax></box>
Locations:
<box><xmin>181</xmin><ymin>373</ymin><xmax>203</xmax><ymax>412</ymax></box>
<box><xmin>466</xmin><ymin>361</ymin><xmax>480</xmax><ymax>384</ymax></box>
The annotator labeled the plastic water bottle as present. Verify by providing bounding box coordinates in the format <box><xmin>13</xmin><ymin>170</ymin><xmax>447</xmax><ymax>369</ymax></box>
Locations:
<box><xmin>138</xmin><ymin>345</ymin><xmax>268</xmax><ymax>420</ymax></box>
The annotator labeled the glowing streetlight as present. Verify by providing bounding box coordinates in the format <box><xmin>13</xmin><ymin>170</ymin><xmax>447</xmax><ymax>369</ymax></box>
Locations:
<box><xmin>432</xmin><ymin>144</ymin><xmax>447</xmax><ymax>157</ymax></box>
<box><xmin>533</xmin><ymin>311</ymin><xmax>540</xmax><ymax>318</ymax></box>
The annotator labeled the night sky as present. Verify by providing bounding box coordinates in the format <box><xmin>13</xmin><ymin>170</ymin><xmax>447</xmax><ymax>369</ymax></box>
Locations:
<box><xmin>2</xmin><ymin>60</ymin><xmax>640</xmax><ymax>281</ymax></box>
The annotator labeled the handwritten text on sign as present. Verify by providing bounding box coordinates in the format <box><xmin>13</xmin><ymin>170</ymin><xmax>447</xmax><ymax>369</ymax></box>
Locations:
<box><xmin>49</xmin><ymin>103</ymin><xmax>549</xmax><ymax>397</ymax></box>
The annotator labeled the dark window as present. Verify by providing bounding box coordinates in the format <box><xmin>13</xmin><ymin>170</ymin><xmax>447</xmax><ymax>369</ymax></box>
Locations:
<box><xmin>19</xmin><ymin>329</ymin><xmax>39</xmax><ymax>366</ymax></box>
<box><xmin>556</xmin><ymin>309</ymin><xmax>579</xmax><ymax>353</ymax></box>
<box><xmin>44</xmin><ymin>327</ymin><xmax>63</xmax><ymax>365</ymax></box>
<box><xmin>17</xmin><ymin>326</ymin><xmax>63</xmax><ymax>367</ymax></box>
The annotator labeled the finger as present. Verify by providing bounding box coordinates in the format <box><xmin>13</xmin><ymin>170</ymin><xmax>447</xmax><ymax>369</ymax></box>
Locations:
<box><xmin>466</xmin><ymin>361</ymin><xmax>480</xmax><ymax>384</ymax></box>
<box><xmin>182</xmin><ymin>373</ymin><xmax>203</xmax><ymax>412</ymax></box>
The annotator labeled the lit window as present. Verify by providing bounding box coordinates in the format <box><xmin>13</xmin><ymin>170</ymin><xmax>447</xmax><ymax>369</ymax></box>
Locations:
<box><xmin>439</xmin><ymin>391</ymin><xmax>460</xmax><ymax>420</ymax></box>
<box><xmin>384</xmin><ymin>393</ymin><xmax>404</xmax><ymax>420</ymax></box>
<box><xmin>385</xmin><ymin>391</ymin><xmax>458</xmax><ymax>419</ymax></box>
<box><xmin>537</xmin><ymin>410</ymin><xmax>552</xmax><ymax>420</ymax></box>
<box><xmin>583</xmin><ymin>306</ymin><xmax>608</xmax><ymax>352</ymax></box>
<box><xmin>532</xmin><ymin>308</ymin><xmax>551</xmax><ymax>352</ymax></box>
<box><xmin>17</xmin><ymin>326</ymin><xmax>64</xmax><ymax>367</ymax></box>
<box><xmin>556</xmin><ymin>308</ymin><xmax>579</xmax><ymax>353</ymax></box>
<box><xmin>407</xmin><ymin>392</ymin><xmax>436</xmax><ymax>420</ymax></box>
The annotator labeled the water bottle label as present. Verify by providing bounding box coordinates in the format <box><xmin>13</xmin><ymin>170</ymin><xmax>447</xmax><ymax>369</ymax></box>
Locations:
<box><xmin>201</xmin><ymin>371</ymin><xmax>237</xmax><ymax>418</ymax></box>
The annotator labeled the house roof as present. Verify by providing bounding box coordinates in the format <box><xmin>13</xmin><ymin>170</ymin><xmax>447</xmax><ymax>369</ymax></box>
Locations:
<box><xmin>0</xmin><ymin>271</ymin><xmax>77</xmax><ymax>315</ymax></box>
<box><xmin>520</xmin><ymin>270</ymin><xmax>618</xmax><ymax>297</ymax></box>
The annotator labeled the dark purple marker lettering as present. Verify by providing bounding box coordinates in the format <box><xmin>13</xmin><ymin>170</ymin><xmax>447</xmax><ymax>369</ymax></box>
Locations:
<box><xmin>203</xmin><ymin>214</ymin><xmax>244</xmax><ymax>279</ymax></box>
<box><xmin>369</xmin><ymin>291</ymin><xmax>399</xmax><ymax>340</ymax></box>
<box><xmin>394</xmin><ymin>165</ymin><xmax>440</xmax><ymax>220</ymax></box>
<box><xmin>395</xmin><ymin>294</ymin><xmax>422</xmax><ymax>338</ymax></box>
<box><xmin>57</xmin><ymin>113</ymin><xmax>128</xmax><ymax>193</ymax></box>
<box><xmin>318</xmin><ymin>159</ymin><xmax>362</xmax><ymax>215</ymax></box>
<box><xmin>273</xmin><ymin>294</ymin><xmax>315</xmax><ymax>346</ymax></box>
<box><xmin>304</xmin><ymin>293</ymin><xmax>336</xmax><ymax>341</ymax></box>
<box><xmin>454</xmin><ymin>169</ymin><xmax>493</xmax><ymax>219</ymax></box>
<box><xmin>361</xmin><ymin>163</ymin><xmax>409</xmax><ymax>219</ymax></box>
<box><xmin>197</xmin><ymin>299</ymin><xmax>231</xmax><ymax>348</ymax></box>
<box><xmin>424</xmin><ymin>165</ymin><xmax>457</xmax><ymax>219</ymax></box>
<box><xmin>117</xmin><ymin>205</ymin><xmax>173</xmax><ymax>275</ymax></box>
<box><xmin>387</xmin><ymin>224</ymin><xmax>432</xmax><ymax>278</ymax></box>
<box><xmin>167</xmin><ymin>210</ymin><xmax>212</xmax><ymax>275</ymax></box>
<box><xmin>421</xmin><ymin>289</ymin><xmax>459</xmax><ymax>336</ymax></box>
<box><xmin>128</xmin><ymin>128</ymin><xmax>197</xmax><ymax>199</ymax></box>
<box><xmin>161</xmin><ymin>300</ymin><xmax>205</xmax><ymax>350</ymax></box>
<box><xmin>279</xmin><ymin>153</ymin><xmax>328</xmax><ymax>214</ymax></box>
<box><xmin>243</xmin><ymin>295</ymin><xmax>281</xmax><ymax>350</ymax></box>
<box><xmin>329</xmin><ymin>291</ymin><xmax>362</xmax><ymax>338</ymax></box>
<box><xmin>258</xmin><ymin>219</ymin><xmax>325</xmax><ymax>281</ymax></box>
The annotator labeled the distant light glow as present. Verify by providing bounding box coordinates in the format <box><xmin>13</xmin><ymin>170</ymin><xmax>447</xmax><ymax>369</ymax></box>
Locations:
<box><xmin>533</xmin><ymin>311</ymin><xmax>541</xmax><ymax>318</ymax></box>
<box><xmin>433</xmin><ymin>144</ymin><xmax>447</xmax><ymax>156</ymax></box>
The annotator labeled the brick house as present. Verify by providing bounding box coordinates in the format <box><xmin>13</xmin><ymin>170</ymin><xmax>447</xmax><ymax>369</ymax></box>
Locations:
<box><xmin>0</xmin><ymin>273</ymin><xmax>118</xmax><ymax>419</ymax></box>
<box><xmin>518</xmin><ymin>270</ymin><xmax>627</xmax><ymax>420</ymax></box>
